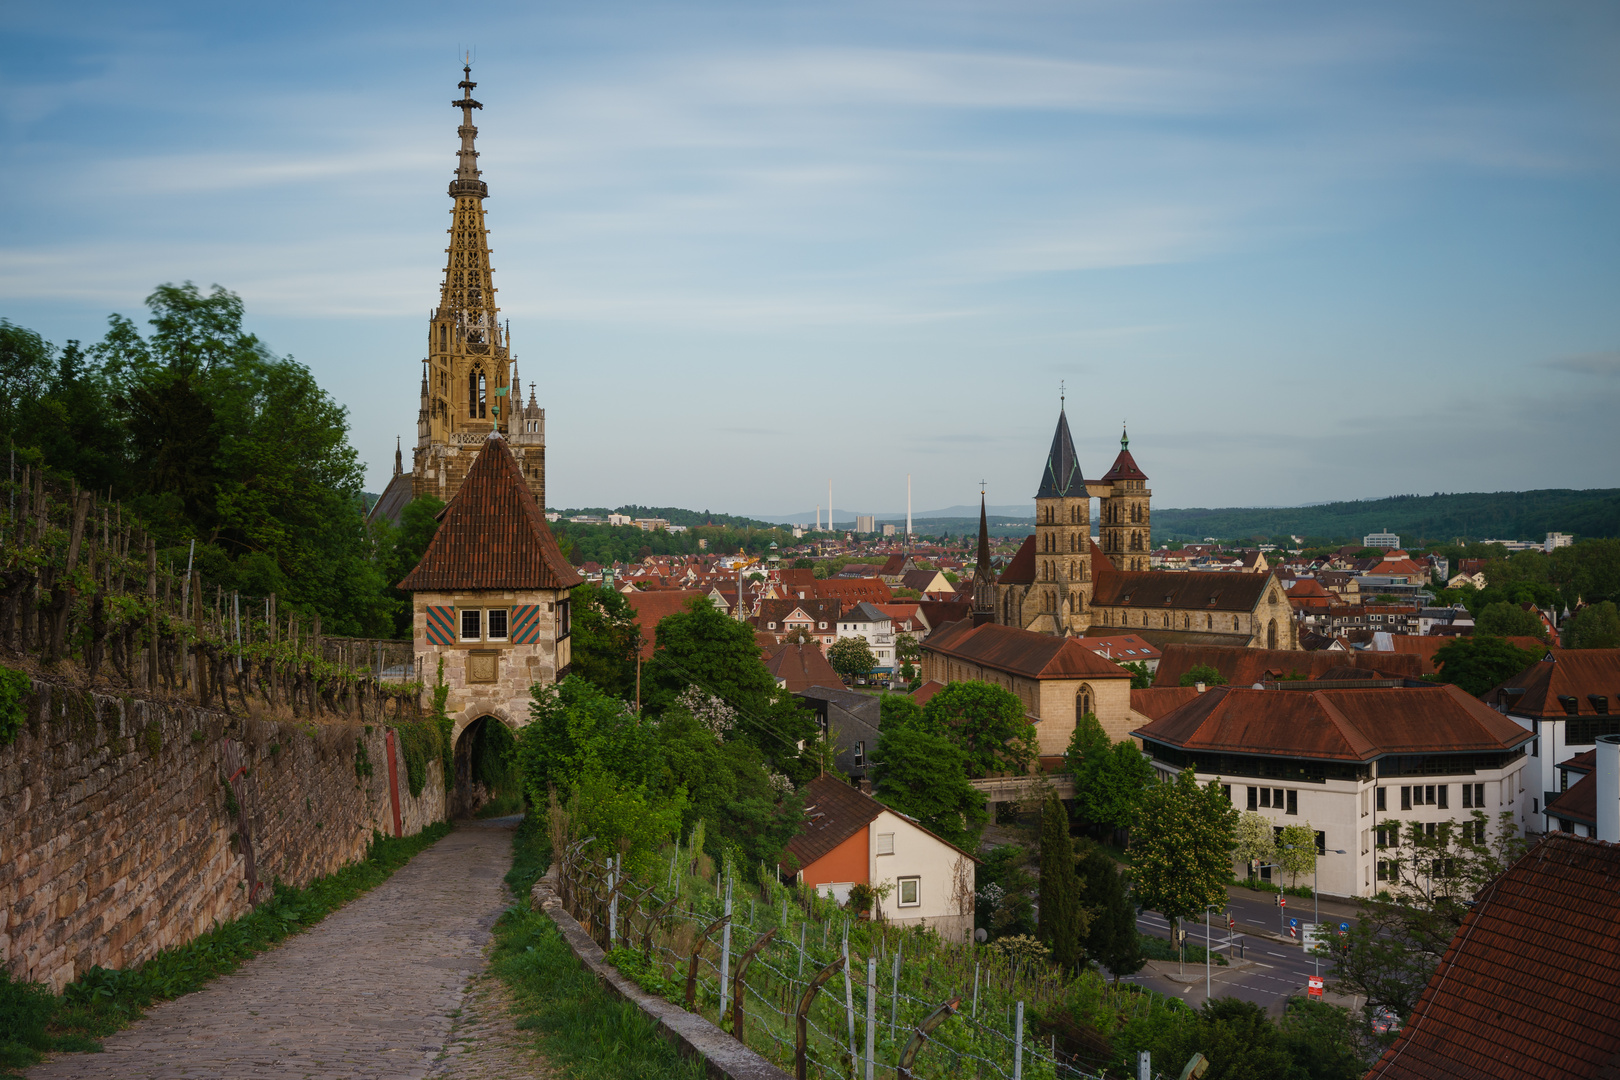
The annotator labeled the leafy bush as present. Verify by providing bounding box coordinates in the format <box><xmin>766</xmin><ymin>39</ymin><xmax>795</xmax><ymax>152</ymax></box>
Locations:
<box><xmin>0</xmin><ymin>665</ymin><xmax>30</xmax><ymax>745</ymax></box>
<box><xmin>0</xmin><ymin>970</ymin><xmax>59</xmax><ymax>1067</ymax></box>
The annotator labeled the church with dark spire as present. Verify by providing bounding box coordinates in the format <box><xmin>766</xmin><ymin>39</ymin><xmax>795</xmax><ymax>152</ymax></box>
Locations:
<box><xmin>979</xmin><ymin>401</ymin><xmax>1298</xmax><ymax>650</ymax></box>
<box><xmin>369</xmin><ymin>64</ymin><xmax>546</xmax><ymax>525</ymax></box>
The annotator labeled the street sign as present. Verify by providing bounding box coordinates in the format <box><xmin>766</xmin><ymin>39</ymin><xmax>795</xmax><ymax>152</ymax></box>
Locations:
<box><xmin>1308</xmin><ymin>976</ymin><xmax>1324</xmax><ymax>998</ymax></box>
<box><xmin>1279</xmin><ymin>895</ymin><xmax>1287</xmax><ymax>907</ymax></box>
<box><xmin>1340</xmin><ymin>922</ymin><xmax>1349</xmax><ymax>932</ymax></box>
<box><xmin>1289</xmin><ymin>918</ymin><xmax>1299</xmax><ymax>938</ymax></box>
<box><xmin>1301</xmin><ymin>923</ymin><xmax>1327</xmax><ymax>951</ymax></box>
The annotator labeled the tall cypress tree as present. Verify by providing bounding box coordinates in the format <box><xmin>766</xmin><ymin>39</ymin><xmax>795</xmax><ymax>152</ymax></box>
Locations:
<box><xmin>1038</xmin><ymin>790</ymin><xmax>1085</xmax><ymax>969</ymax></box>
<box><xmin>1078</xmin><ymin>842</ymin><xmax>1144</xmax><ymax>982</ymax></box>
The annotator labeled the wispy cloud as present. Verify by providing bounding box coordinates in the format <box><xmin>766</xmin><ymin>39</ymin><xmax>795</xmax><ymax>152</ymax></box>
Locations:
<box><xmin>1543</xmin><ymin>351</ymin><xmax>1620</xmax><ymax>377</ymax></box>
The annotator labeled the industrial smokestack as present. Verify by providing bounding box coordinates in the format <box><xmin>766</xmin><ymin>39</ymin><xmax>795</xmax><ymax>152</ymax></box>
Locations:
<box><xmin>1598</xmin><ymin>734</ymin><xmax>1620</xmax><ymax>843</ymax></box>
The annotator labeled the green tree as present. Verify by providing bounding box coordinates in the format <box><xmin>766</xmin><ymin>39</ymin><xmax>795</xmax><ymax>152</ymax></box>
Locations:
<box><xmin>377</xmin><ymin>494</ymin><xmax>445</xmax><ymax>636</ymax></box>
<box><xmin>568</xmin><ymin>582</ymin><xmax>642</xmax><ymax>700</ymax></box>
<box><xmin>894</xmin><ymin>633</ymin><xmax>922</xmax><ymax>665</ymax></box>
<box><xmin>1276</xmin><ymin>823</ymin><xmax>1318</xmax><ymax>888</ymax></box>
<box><xmin>922</xmin><ymin>680</ymin><xmax>1038</xmax><ymax>778</ymax></box>
<box><xmin>1038</xmin><ymin>790</ymin><xmax>1085</xmax><ymax>969</ymax></box>
<box><xmin>1432</xmin><ymin>635</ymin><xmax>1543</xmax><ymax>696</ymax></box>
<box><xmin>1563</xmin><ymin>601</ymin><xmax>1620</xmax><ymax>649</ymax></box>
<box><xmin>645</xmin><ymin>597</ymin><xmax>816</xmax><ymax>778</ymax></box>
<box><xmin>1077</xmin><ymin>842</ymin><xmax>1144</xmax><ymax>981</ymax></box>
<box><xmin>1232</xmin><ymin>811</ymin><xmax>1277</xmax><ymax>880</ymax></box>
<box><xmin>828</xmin><ymin>636</ymin><xmax>878</xmax><ymax>682</ymax></box>
<box><xmin>871</xmin><ymin>725</ymin><xmax>987</xmax><ymax>850</ymax></box>
<box><xmin>1331</xmin><ymin>811</ymin><xmax>1526</xmax><ymax>1022</ymax></box>
<box><xmin>516</xmin><ymin>675</ymin><xmax>654</xmax><ymax>799</ymax></box>
<box><xmin>1179</xmin><ymin>663</ymin><xmax>1228</xmax><ymax>687</ymax></box>
<box><xmin>976</xmin><ymin>845</ymin><xmax>1036</xmax><ymax>939</ymax></box>
<box><xmin>1066</xmin><ymin>714</ymin><xmax>1155</xmax><ymax>833</ymax></box>
<box><xmin>1131</xmin><ymin>768</ymin><xmax>1238</xmax><ymax>940</ymax></box>
<box><xmin>1117</xmin><ymin>660</ymin><xmax>1154</xmax><ymax>689</ymax></box>
<box><xmin>1156</xmin><ymin>998</ymin><xmax>1295</xmax><ymax>1080</ymax></box>
<box><xmin>1275</xmin><ymin>999</ymin><xmax>1380</xmax><ymax>1080</ymax></box>
<box><xmin>0</xmin><ymin>319</ymin><xmax>55</xmax><ymax>444</ymax></box>
<box><xmin>1474</xmin><ymin>601</ymin><xmax>1548</xmax><ymax>640</ymax></box>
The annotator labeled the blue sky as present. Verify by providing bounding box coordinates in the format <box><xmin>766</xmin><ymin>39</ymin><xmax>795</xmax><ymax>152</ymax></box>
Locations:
<box><xmin>3</xmin><ymin>0</ymin><xmax>1617</xmax><ymax>519</ymax></box>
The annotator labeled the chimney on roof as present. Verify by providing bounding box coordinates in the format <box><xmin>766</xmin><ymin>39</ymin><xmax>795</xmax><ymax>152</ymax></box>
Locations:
<box><xmin>1195</xmin><ymin>682</ymin><xmax>1206</xmax><ymax>693</ymax></box>
<box><xmin>1598</xmin><ymin>734</ymin><xmax>1620</xmax><ymax>844</ymax></box>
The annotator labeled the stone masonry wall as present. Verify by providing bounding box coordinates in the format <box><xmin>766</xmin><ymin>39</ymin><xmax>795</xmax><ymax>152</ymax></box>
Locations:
<box><xmin>0</xmin><ymin>678</ymin><xmax>445</xmax><ymax>992</ymax></box>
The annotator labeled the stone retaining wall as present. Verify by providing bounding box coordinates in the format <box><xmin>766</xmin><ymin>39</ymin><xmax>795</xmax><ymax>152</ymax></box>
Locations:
<box><xmin>0</xmin><ymin>678</ymin><xmax>445</xmax><ymax>991</ymax></box>
<box><xmin>530</xmin><ymin>867</ymin><xmax>792</xmax><ymax>1080</ymax></box>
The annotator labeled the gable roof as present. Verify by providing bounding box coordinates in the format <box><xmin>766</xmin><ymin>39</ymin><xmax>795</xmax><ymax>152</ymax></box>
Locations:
<box><xmin>998</xmin><ymin>534</ymin><xmax>1037</xmax><ymax>585</ymax></box>
<box><xmin>1035</xmin><ymin>407</ymin><xmax>1084</xmax><ymax>498</ymax></box>
<box><xmin>1543</xmin><ymin>770</ymin><xmax>1598</xmax><ymax>828</ymax></box>
<box><xmin>366</xmin><ymin>469</ymin><xmax>416</xmax><ymax>527</ymax></box>
<box><xmin>914</xmin><ymin>599</ymin><xmax>972</xmax><ymax>630</ymax></box>
<box><xmin>765</xmin><ymin>643</ymin><xmax>844</xmax><ymax>694</ymax></box>
<box><xmin>1133</xmin><ymin>682</ymin><xmax>1531</xmax><ymax>762</ymax></box>
<box><xmin>784</xmin><ymin>774</ymin><xmax>978</xmax><ymax>872</ymax></box>
<box><xmin>1091</xmin><ymin>569</ymin><xmax>1281</xmax><ymax>613</ymax></box>
<box><xmin>398</xmin><ymin>436</ymin><xmax>582</xmax><ymax>591</ymax></box>
<box><xmin>1367</xmin><ymin>833</ymin><xmax>1620</xmax><ymax>1080</ymax></box>
<box><xmin>1130</xmin><ymin>686</ymin><xmax>1203</xmax><ymax>721</ymax></box>
<box><xmin>1152</xmin><ymin>643</ymin><xmax>1424</xmax><ymax>687</ymax></box>
<box><xmin>910</xmin><ymin>679</ymin><xmax>947</xmax><ymax>707</ymax></box>
<box><xmin>1485</xmin><ymin>648</ymin><xmax>1620</xmax><ymax>718</ymax></box>
<box><xmin>813</xmin><ymin>577</ymin><xmax>894</xmax><ymax>605</ymax></box>
<box><xmin>923</xmin><ymin>621</ymin><xmax>1133</xmax><ymax>681</ymax></box>
<box><xmin>623</xmin><ymin>589</ymin><xmax>706</xmax><ymax>660</ymax></box>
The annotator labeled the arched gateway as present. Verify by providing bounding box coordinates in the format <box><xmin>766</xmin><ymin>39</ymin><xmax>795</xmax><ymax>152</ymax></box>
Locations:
<box><xmin>398</xmin><ymin>432</ymin><xmax>581</xmax><ymax>814</ymax></box>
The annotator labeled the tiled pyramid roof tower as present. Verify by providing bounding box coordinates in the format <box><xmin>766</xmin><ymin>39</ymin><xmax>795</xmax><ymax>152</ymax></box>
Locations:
<box><xmin>1035</xmin><ymin>405</ymin><xmax>1083</xmax><ymax>498</ymax></box>
<box><xmin>399</xmin><ymin>435</ymin><xmax>581</xmax><ymax>591</ymax></box>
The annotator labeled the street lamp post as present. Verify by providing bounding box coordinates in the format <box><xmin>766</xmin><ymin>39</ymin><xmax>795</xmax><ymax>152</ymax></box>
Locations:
<box><xmin>1283</xmin><ymin>843</ymin><xmax>1347</xmax><ymax>975</ymax></box>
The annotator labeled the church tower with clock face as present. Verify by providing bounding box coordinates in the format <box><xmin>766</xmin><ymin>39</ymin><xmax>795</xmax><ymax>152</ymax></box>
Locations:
<box><xmin>411</xmin><ymin>64</ymin><xmax>546</xmax><ymax>510</ymax></box>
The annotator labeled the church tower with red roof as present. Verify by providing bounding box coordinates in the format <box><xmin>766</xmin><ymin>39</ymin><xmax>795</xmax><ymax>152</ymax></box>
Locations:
<box><xmin>1098</xmin><ymin>425</ymin><xmax>1152</xmax><ymax>572</ymax></box>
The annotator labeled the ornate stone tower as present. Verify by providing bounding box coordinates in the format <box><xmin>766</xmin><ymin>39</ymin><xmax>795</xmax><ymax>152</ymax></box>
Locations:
<box><xmin>413</xmin><ymin>65</ymin><xmax>545</xmax><ymax>509</ymax></box>
<box><xmin>1031</xmin><ymin>401</ymin><xmax>1092</xmax><ymax>635</ymax></box>
<box><xmin>1098</xmin><ymin>425</ymin><xmax>1151</xmax><ymax>572</ymax></box>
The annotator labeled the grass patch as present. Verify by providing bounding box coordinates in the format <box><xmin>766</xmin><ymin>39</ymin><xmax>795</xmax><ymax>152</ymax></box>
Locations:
<box><xmin>491</xmin><ymin>813</ymin><xmax>704</xmax><ymax>1080</ymax></box>
<box><xmin>1139</xmin><ymin>934</ymin><xmax>1229</xmax><ymax>967</ymax></box>
<box><xmin>0</xmin><ymin>822</ymin><xmax>451</xmax><ymax>1076</ymax></box>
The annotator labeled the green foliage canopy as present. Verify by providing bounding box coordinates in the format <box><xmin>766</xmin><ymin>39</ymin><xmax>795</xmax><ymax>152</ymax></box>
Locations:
<box><xmin>871</xmin><ymin>725</ymin><xmax>987</xmax><ymax>851</ymax></box>
<box><xmin>921</xmin><ymin>680</ymin><xmax>1039</xmax><ymax>778</ymax></box>
<box><xmin>1563</xmin><ymin>601</ymin><xmax>1620</xmax><ymax>649</ymax></box>
<box><xmin>1431</xmin><ymin>636</ymin><xmax>1543</xmax><ymax>697</ymax></box>
<box><xmin>1038</xmin><ymin>791</ymin><xmax>1085</xmax><ymax>970</ymax></box>
<box><xmin>1130</xmin><ymin>767</ymin><xmax>1239</xmax><ymax>927</ymax></box>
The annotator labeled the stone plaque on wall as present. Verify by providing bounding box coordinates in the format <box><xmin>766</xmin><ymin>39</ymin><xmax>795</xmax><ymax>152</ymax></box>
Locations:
<box><xmin>468</xmin><ymin>650</ymin><xmax>498</xmax><ymax>683</ymax></box>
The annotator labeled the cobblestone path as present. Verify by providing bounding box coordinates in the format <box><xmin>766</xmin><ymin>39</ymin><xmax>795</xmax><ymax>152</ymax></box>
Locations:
<box><xmin>28</xmin><ymin>821</ymin><xmax>548</xmax><ymax>1080</ymax></box>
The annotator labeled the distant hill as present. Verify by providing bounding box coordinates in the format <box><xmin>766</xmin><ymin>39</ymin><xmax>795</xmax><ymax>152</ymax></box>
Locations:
<box><xmin>1152</xmin><ymin>489</ymin><xmax>1620</xmax><ymax>546</ymax></box>
<box><xmin>553</xmin><ymin>505</ymin><xmax>785</xmax><ymax>531</ymax></box>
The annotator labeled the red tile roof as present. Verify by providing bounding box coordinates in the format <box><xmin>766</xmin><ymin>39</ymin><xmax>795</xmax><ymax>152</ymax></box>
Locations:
<box><xmin>765</xmin><ymin>643</ymin><xmax>843</xmax><ymax>694</ymax></box>
<box><xmin>813</xmin><ymin>577</ymin><xmax>894</xmax><ymax>605</ymax></box>
<box><xmin>1543</xmin><ymin>771</ymin><xmax>1598</xmax><ymax>828</ymax></box>
<box><xmin>997</xmin><ymin>534</ymin><xmax>1037</xmax><ymax>585</ymax></box>
<box><xmin>1367</xmin><ymin>833</ymin><xmax>1620</xmax><ymax>1079</ymax></box>
<box><xmin>784</xmin><ymin>774</ymin><xmax>978</xmax><ymax>872</ymax></box>
<box><xmin>910</xmin><ymin>680</ymin><xmax>947</xmax><ymax>708</ymax></box>
<box><xmin>1484</xmin><ymin>648</ymin><xmax>1619</xmax><ymax>718</ymax></box>
<box><xmin>398</xmin><ymin>436</ymin><xmax>583</xmax><ymax>592</ymax></box>
<box><xmin>623</xmin><ymin>589</ymin><xmax>707</xmax><ymax>660</ymax></box>
<box><xmin>1133</xmin><ymin>683</ymin><xmax>1532</xmax><ymax>762</ymax></box>
<box><xmin>924</xmin><ymin>621</ymin><xmax>1133</xmax><ymax>681</ymax></box>
<box><xmin>1091</xmin><ymin>569</ymin><xmax>1281</xmax><ymax>612</ymax></box>
<box><xmin>1152</xmin><ymin>643</ymin><xmax>1423</xmax><ymax>687</ymax></box>
<box><xmin>1130</xmin><ymin>686</ymin><xmax>1202</xmax><ymax>721</ymax></box>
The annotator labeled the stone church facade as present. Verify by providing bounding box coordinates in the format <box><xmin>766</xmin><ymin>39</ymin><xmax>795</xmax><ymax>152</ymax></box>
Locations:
<box><xmin>974</xmin><ymin>407</ymin><xmax>1298</xmax><ymax>651</ymax></box>
<box><xmin>370</xmin><ymin>65</ymin><xmax>546</xmax><ymax>526</ymax></box>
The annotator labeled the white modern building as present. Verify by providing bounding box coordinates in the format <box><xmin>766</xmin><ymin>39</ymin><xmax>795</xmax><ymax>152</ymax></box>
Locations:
<box><xmin>1485</xmin><ymin>649</ymin><xmax>1620</xmax><ymax>826</ymax></box>
<box><xmin>838</xmin><ymin>601</ymin><xmax>895</xmax><ymax>674</ymax></box>
<box><xmin>1363</xmin><ymin>530</ymin><xmax>1402</xmax><ymax>549</ymax></box>
<box><xmin>1133</xmin><ymin>681</ymin><xmax>1533</xmax><ymax>898</ymax></box>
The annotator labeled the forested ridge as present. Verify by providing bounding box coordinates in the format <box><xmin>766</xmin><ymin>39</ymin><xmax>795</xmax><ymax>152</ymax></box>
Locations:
<box><xmin>1153</xmin><ymin>489</ymin><xmax>1620</xmax><ymax>545</ymax></box>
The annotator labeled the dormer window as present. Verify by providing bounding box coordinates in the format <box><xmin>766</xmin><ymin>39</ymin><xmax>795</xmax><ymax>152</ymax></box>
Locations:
<box><xmin>1559</xmin><ymin>695</ymin><xmax>1580</xmax><ymax>716</ymax></box>
<box><xmin>1591</xmin><ymin>695</ymin><xmax>1611</xmax><ymax>715</ymax></box>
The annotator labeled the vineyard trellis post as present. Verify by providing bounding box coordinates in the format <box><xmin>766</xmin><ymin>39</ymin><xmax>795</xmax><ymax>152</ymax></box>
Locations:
<box><xmin>795</xmin><ymin>953</ymin><xmax>844</xmax><ymax>1080</ymax></box>
<box><xmin>686</xmin><ymin>913</ymin><xmax>731</xmax><ymax>1010</ymax></box>
<box><xmin>1013</xmin><ymin>999</ymin><xmax>1024</xmax><ymax>1080</ymax></box>
<box><xmin>729</xmin><ymin>926</ymin><xmax>776</xmax><ymax>1043</ymax></box>
<box><xmin>896</xmin><ymin>996</ymin><xmax>960</xmax><ymax>1080</ymax></box>
<box><xmin>644</xmin><ymin>895</ymin><xmax>678</xmax><ymax>964</ymax></box>
<box><xmin>864</xmin><ymin>955</ymin><xmax>876</xmax><ymax>1080</ymax></box>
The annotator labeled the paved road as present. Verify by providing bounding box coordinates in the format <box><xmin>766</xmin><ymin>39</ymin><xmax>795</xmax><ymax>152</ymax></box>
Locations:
<box><xmin>28</xmin><ymin>822</ymin><xmax>541</xmax><ymax>1080</ymax></box>
<box><xmin>1124</xmin><ymin>890</ymin><xmax>1359</xmax><ymax>1013</ymax></box>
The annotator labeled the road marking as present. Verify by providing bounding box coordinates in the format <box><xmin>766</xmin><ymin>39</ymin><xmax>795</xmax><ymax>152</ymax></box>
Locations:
<box><xmin>1265</xmin><ymin>951</ymin><xmax>1290</xmax><ymax>957</ymax></box>
<box><xmin>1250</xmin><ymin>962</ymin><xmax>1274</xmax><ymax>969</ymax></box>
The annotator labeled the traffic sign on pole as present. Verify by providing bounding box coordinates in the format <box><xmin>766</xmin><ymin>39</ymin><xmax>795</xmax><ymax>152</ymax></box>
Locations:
<box><xmin>1289</xmin><ymin>918</ymin><xmax>1299</xmax><ymax>939</ymax></box>
<box><xmin>1308</xmin><ymin>976</ymin><xmax>1324</xmax><ymax>998</ymax></box>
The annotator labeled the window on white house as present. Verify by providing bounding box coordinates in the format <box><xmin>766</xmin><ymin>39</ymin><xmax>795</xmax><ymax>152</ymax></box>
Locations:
<box><xmin>875</xmin><ymin>832</ymin><xmax>894</xmax><ymax>855</ymax></box>
<box><xmin>461</xmin><ymin>609</ymin><xmax>481</xmax><ymax>641</ymax></box>
<box><xmin>486</xmin><ymin>609</ymin><xmax>508</xmax><ymax>640</ymax></box>
<box><xmin>898</xmin><ymin>877</ymin><xmax>920</xmax><ymax>906</ymax></box>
